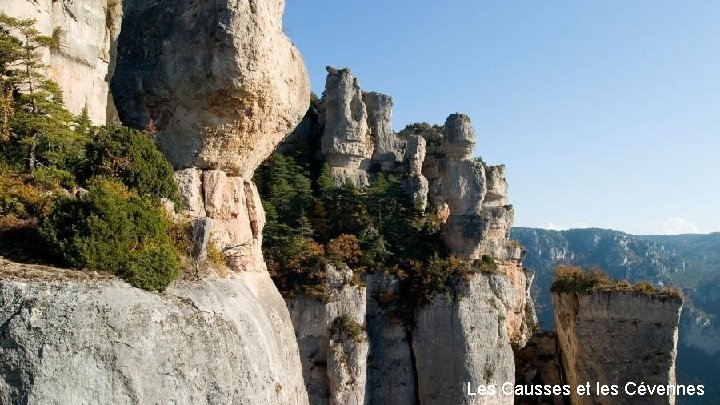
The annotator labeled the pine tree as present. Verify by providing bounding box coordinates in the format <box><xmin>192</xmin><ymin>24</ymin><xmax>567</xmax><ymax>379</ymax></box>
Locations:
<box><xmin>0</xmin><ymin>14</ymin><xmax>86</xmax><ymax>180</ymax></box>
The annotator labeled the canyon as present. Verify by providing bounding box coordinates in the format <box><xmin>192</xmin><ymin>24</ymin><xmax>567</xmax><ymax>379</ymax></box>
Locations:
<box><xmin>0</xmin><ymin>1</ymin><xmax>690</xmax><ymax>404</ymax></box>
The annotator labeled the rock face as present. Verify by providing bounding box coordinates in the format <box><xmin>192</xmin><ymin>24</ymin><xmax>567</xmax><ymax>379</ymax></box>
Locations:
<box><xmin>286</xmin><ymin>264</ymin><xmax>368</xmax><ymax>405</ymax></box>
<box><xmin>553</xmin><ymin>291</ymin><xmax>683</xmax><ymax>405</ymax></box>
<box><xmin>0</xmin><ymin>268</ymin><xmax>307</xmax><ymax>404</ymax></box>
<box><xmin>112</xmin><ymin>0</ymin><xmax>310</xmax><ymax>177</ymax></box>
<box><xmin>173</xmin><ymin>168</ymin><xmax>267</xmax><ymax>272</ymax></box>
<box><xmin>279</xmin><ymin>67</ymin><xmax>535</xmax><ymax>404</ymax></box>
<box><xmin>413</xmin><ymin>264</ymin><xmax>534</xmax><ymax>405</ymax></box>
<box><xmin>423</xmin><ymin>115</ymin><xmax>516</xmax><ymax>261</ymax></box>
<box><xmin>312</xmin><ymin>68</ymin><xmax>516</xmax><ymax>261</ymax></box>
<box><xmin>0</xmin><ymin>0</ymin><xmax>123</xmax><ymax>124</ymax></box>
<box><xmin>364</xmin><ymin>274</ymin><xmax>417</xmax><ymax>405</ymax></box>
<box><xmin>321</xmin><ymin>67</ymin><xmax>373</xmax><ymax>186</ymax></box>
<box><xmin>364</xmin><ymin>92</ymin><xmax>402</xmax><ymax>170</ymax></box>
<box><xmin>1</xmin><ymin>1</ymin><xmax>312</xmax><ymax>403</ymax></box>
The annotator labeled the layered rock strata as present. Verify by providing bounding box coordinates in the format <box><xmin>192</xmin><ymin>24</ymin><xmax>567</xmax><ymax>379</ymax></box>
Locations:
<box><xmin>553</xmin><ymin>291</ymin><xmax>683</xmax><ymax>405</ymax></box>
<box><xmin>0</xmin><ymin>0</ymin><xmax>123</xmax><ymax>124</ymax></box>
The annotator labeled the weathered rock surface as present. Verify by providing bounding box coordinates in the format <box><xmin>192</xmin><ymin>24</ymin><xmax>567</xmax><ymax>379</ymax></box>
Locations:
<box><xmin>413</xmin><ymin>266</ymin><xmax>535</xmax><ymax>405</ymax></box>
<box><xmin>0</xmin><ymin>0</ymin><xmax>123</xmax><ymax>124</ymax></box>
<box><xmin>553</xmin><ymin>291</ymin><xmax>683</xmax><ymax>405</ymax></box>
<box><xmin>286</xmin><ymin>264</ymin><xmax>368</xmax><ymax>405</ymax></box>
<box><xmin>0</xmin><ymin>268</ymin><xmax>308</xmax><ymax>404</ymax></box>
<box><xmin>365</xmin><ymin>274</ymin><xmax>417</xmax><ymax>405</ymax></box>
<box><xmin>321</xmin><ymin>67</ymin><xmax>372</xmax><ymax>186</ymax></box>
<box><xmin>174</xmin><ymin>167</ymin><xmax>266</xmax><ymax>272</ymax></box>
<box><xmin>364</xmin><ymin>91</ymin><xmax>402</xmax><ymax>170</ymax></box>
<box><xmin>112</xmin><ymin>0</ymin><xmax>310</xmax><ymax>176</ymax></box>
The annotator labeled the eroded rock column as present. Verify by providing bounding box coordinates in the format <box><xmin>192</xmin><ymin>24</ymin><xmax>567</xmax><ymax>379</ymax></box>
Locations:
<box><xmin>553</xmin><ymin>291</ymin><xmax>683</xmax><ymax>405</ymax></box>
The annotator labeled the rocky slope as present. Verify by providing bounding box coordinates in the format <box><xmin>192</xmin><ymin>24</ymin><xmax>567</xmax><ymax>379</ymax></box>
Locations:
<box><xmin>0</xmin><ymin>0</ymin><xmax>311</xmax><ymax>403</ymax></box>
<box><xmin>513</xmin><ymin>227</ymin><xmax>720</xmax><ymax>403</ymax></box>
<box><xmin>553</xmin><ymin>291</ymin><xmax>683</xmax><ymax>405</ymax></box>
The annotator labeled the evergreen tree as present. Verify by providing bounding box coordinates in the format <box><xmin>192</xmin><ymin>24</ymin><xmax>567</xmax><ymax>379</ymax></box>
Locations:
<box><xmin>0</xmin><ymin>14</ymin><xmax>86</xmax><ymax>180</ymax></box>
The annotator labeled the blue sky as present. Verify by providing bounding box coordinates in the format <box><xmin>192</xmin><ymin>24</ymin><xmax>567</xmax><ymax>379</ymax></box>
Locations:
<box><xmin>283</xmin><ymin>1</ymin><xmax>720</xmax><ymax>234</ymax></box>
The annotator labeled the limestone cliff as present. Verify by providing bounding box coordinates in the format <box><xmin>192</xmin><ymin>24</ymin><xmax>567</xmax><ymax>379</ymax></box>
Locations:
<box><xmin>0</xmin><ymin>0</ymin><xmax>123</xmax><ymax>124</ymax></box>
<box><xmin>286</xmin><ymin>264</ymin><xmax>368</xmax><ymax>405</ymax></box>
<box><xmin>0</xmin><ymin>0</ymin><xmax>311</xmax><ymax>403</ymax></box>
<box><xmin>112</xmin><ymin>0</ymin><xmax>310</xmax><ymax>177</ymax></box>
<box><xmin>282</xmin><ymin>67</ymin><xmax>537</xmax><ymax>405</ymax></box>
<box><xmin>553</xmin><ymin>291</ymin><xmax>683</xmax><ymax>405</ymax></box>
<box><xmin>0</xmin><ymin>261</ymin><xmax>307</xmax><ymax>404</ymax></box>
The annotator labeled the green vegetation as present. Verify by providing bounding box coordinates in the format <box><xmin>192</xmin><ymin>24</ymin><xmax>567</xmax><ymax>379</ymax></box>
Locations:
<box><xmin>329</xmin><ymin>314</ymin><xmax>365</xmax><ymax>343</ymax></box>
<box><xmin>0</xmin><ymin>15</ymin><xmax>181</xmax><ymax>291</ymax></box>
<box><xmin>550</xmin><ymin>265</ymin><xmax>682</xmax><ymax>300</ymax></box>
<box><xmin>254</xmin><ymin>107</ymin><xmax>502</xmax><ymax>321</ymax></box>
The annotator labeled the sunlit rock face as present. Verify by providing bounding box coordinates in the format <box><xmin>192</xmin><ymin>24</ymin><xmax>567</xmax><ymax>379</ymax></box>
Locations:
<box><xmin>0</xmin><ymin>269</ymin><xmax>308</xmax><ymax>405</ymax></box>
<box><xmin>0</xmin><ymin>0</ymin><xmax>124</xmax><ymax>124</ymax></box>
<box><xmin>113</xmin><ymin>0</ymin><xmax>310</xmax><ymax>178</ymax></box>
<box><xmin>553</xmin><ymin>291</ymin><xmax>682</xmax><ymax>405</ymax></box>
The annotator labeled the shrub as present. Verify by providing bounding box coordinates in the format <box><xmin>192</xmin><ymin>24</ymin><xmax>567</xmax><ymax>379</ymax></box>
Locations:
<box><xmin>0</xmin><ymin>166</ymin><xmax>55</xmax><ymax>219</ymax></box>
<box><xmin>82</xmin><ymin>126</ymin><xmax>179</xmax><ymax>205</ymax></box>
<box><xmin>327</xmin><ymin>234</ymin><xmax>363</xmax><ymax>269</ymax></box>
<box><xmin>39</xmin><ymin>178</ymin><xmax>180</xmax><ymax>291</ymax></box>
<box><xmin>329</xmin><ymin>314</ymin><xmax>365</xmax><ymax>343</ymax></box>
<box><xmin>551</xmin><ymin>265</ymin><xmax>683</xmax><ymax>300</ymax></box>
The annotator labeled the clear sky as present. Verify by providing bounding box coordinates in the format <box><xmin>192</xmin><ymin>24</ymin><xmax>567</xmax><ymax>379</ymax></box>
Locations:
<box><xmin>283</xmin><ymin>1</ymin><xmax>720</xmax><ymax>235</ymax></box>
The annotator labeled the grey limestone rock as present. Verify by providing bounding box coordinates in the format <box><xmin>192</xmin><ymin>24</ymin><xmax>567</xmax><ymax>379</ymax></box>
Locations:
<box><xmin>286</xmin><ymin>264</ymin><xmax>368</xmax><ymax>405</ymax></box>
<box><xmin>364</xmin><ymin>91</ymin><xmax>402</xmax><ymax>170</ymax></box>
<box><xmin>112</xmin><ymin>0</ymin><xmax>310</xmax><ymax>177</ymax></box>
<box><xmin>412</xmin><ymin>269</ymin><xmax>532</xmax><ymax>405</ymax></box>
<box><xmin>0</xmin><ymin>0</ymin><xmax>123</xmax><ymax>124</ymax></box>
<box><xmin>0</xmin><ymin>268</ymin><xmax>308</xmax><ymax>404</ymax></box>
<box><xmin>553</xmin><ymin>291</ymin><xmax>683</xmax><ymax>405</ymax></box>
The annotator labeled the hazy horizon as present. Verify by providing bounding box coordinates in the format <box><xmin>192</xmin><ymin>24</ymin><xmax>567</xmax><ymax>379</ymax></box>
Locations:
<box><xmin>284</xmin><ymin>1</ymin><xmax>720</xmax><ymax>235</ymax></box>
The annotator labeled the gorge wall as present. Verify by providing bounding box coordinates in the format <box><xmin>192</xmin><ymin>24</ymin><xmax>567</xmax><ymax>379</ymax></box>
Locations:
<box><xmin>0</xmin><ymin>0</ymin><xmax>123</xmax><ymax>124</ymax></box>
<box><xmin>0</xmin><ymin>0</ymin><xmax>311</xmax><ymax>403</ymax></box>
<box><xmin>553</xmin><ymin>291</ymin><xmax>683</xmax><ymax>405</ymax></box>
<box><xmin>280</xmin><ymin>67</ymin><xmax>537</xmax><ymax>404</ymax></box>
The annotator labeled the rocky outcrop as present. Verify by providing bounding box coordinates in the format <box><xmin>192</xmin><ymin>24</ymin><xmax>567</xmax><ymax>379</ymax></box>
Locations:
<box><xmin>0</xmin><ymin>0</ymin><xmax>123</xmax><ymax>124</ymax></box>
<box><xmin>174</xmin><ymin>168</ymin><xmax>266</xmax><ymax>272</ymax></box>
<box><xmin>553</xmin><ymin>291</ymin><xmax>683</xmax><ymax>405</ymax></box>
<box><xmin>364</xmin><ymin>92</ymin><xmax>402</xmax><ymax>170</ymax></box>
<box><xmin>112</xmin><ymin>0</ymin><xmax>310</xmax><ymax>177</ymax></box>
<box><xmin>413</xmin><ymin>264</ymin><xmax>535</xmax><ymax>405</ymax></box>
<box><xmin>312</xmin><ymin>68</ymin><xmax>516</xmax><ymax>261</ymax></box>
<box><xmin>423</xmin><ymin>115</ymin><xmax>516</xmax><ymax>261</ymax></box>
<box><xmin>0</xmin><ymin>263</ymin><xmax>307</xmax><ymax>404</ymax></box>
<box><xmin>321</xmin><ymin>67</ymin><xmax>373</xmax><ymax>186</ymax></box>
<box><xmin>1</xmin><ymin>1</ymin><xmax>311</xmax><ymax>403</ymax></box>
<box><xmin>286</xmin><ymin>264</ymin><xmax>368</xmax><ymax>405</ymax></box>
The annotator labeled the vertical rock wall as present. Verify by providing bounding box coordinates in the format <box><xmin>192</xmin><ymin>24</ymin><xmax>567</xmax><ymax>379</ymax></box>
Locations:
<box><xmin>0</xmin><ymin>0</ymin><xmax>123</xmax><ymax>124</ymax></box>
<box><xmin>286</xmin><ymin>264</ymin><xmax>368</xmax><ymax>405</ymax></box>
<box><xmin>553</xmin><ymin>291</ymin><xmax>683</xmax><ymax>405</ymax></box>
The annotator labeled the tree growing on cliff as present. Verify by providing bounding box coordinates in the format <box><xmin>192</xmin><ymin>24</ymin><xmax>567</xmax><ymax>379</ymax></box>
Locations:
<box><xmin>0</xmin><ymin>14</ymin><xmax>86</xmax><ymax>182</ymax></box>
